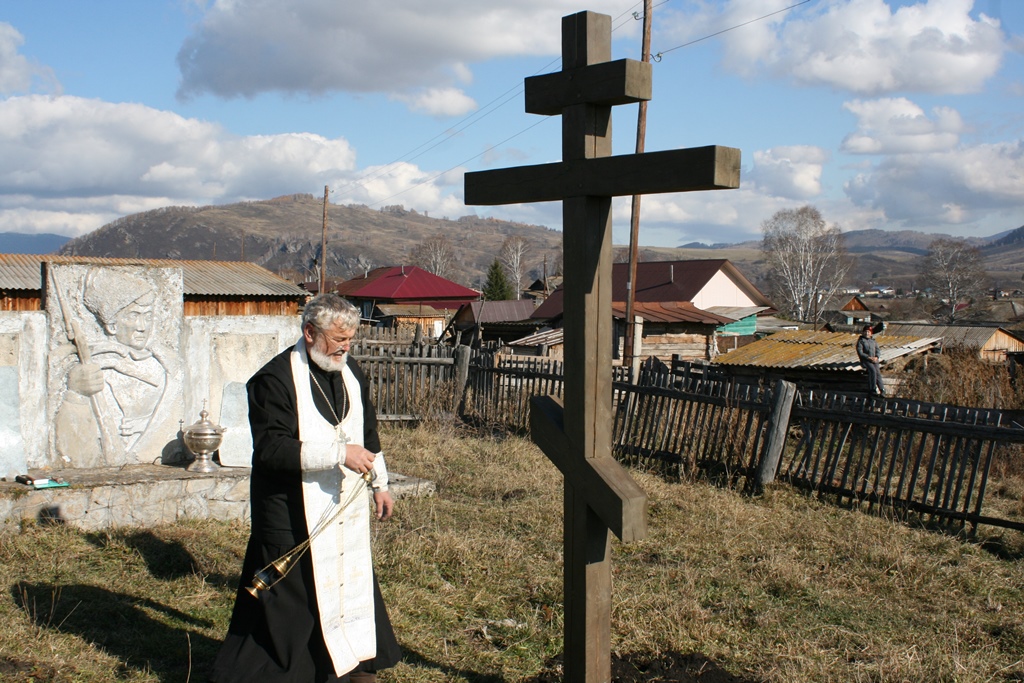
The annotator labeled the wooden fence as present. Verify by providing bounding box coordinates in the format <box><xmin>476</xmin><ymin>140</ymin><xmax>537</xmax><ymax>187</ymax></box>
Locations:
<box><xmin>777</xmin><ymin>392</ymin><xmax>1024</xmax><ymax>532</ymax></box>
<box><xmin>458</xmin><ymin>353</ymin><xmax>1024</xmax><ymax>533</ymax></box>
<box><xmin>351</xmin><ymin>341</ymin><xmax>469</xmax><ymax>421</ymax></box>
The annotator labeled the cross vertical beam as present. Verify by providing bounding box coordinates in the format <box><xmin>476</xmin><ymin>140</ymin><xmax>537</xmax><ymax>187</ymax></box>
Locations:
<box><xmin>464</xmin><ymin>10</ymin><xmax>739</xmax><ymax>683</ymax></box>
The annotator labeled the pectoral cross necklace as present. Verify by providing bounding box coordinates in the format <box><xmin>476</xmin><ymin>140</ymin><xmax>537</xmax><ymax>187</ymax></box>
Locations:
<box><xmin>309</xmin><ymin>369</ymin><xmax>348</xmax><ymax>441</ymax></box>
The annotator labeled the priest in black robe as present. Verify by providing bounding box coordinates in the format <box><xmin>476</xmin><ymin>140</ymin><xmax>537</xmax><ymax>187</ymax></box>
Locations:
<box><xmin>211</xmin><ymin>294</ymin><xmax>402</xmax><ymax>683</ymax></box>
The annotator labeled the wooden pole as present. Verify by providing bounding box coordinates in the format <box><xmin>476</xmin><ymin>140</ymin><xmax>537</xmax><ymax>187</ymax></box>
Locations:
<box><xmin>623</xmin><ymin>0</ymin><xmax>652</xmax><ymax>368</ymax></box>
<box><xmin>321</xmin><ymin>185</ymin><xmax>329</xmax><ymax>295</ymax></box>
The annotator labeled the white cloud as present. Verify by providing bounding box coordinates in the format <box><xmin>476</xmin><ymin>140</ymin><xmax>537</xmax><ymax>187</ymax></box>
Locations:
<box><xmin>175</xmin><ymin>0</ymin><xmax>631</xmax><ymax>106</ymax></box>
<box><xmin>665</xmin><ymin>0</ymin><xmax>1008</xmax><ymax>95</ymax></box>
<box><xmin>747</xmin><ymin>145</ymin><xmax>829</xmax><ymax>198</ymax></box>
<box><xmin>841</xmin><ymin>98</ymin><xmax>965</xmax><ymax>153</ymax></box>
<box><xmin>0</xmin><ymin>95</ymin><xmax>375</xmax><ymax>235</ymax></box>
<box><xmin>393</xmin><ymin>87</ymin><xmax>478</xmax><ymax>117</ymax></box>
<box><xmin>0</xmin><ymin>22</ymin><xmax>59</xmax><ymax>95</ymax></box>
<box><xmin>845</xmin><ymin>140</ymin><xmax>1024</xmax><ymax>227</ymax></box>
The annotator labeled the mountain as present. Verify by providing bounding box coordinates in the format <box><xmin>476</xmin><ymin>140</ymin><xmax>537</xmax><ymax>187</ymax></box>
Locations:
<box><xmin>0</xmin><ymin>231</ymin><xmax>70</xmax><ymax>254</ymax></box>
<box><xmin>38</xmin><ymin>197</ymin><xmax>1024</xmax><ymax>292</ymax></box>
<box><xmin>57</xmin><ymin>194</ymin><xmax>564</xmax><ymax>288</ymax></box>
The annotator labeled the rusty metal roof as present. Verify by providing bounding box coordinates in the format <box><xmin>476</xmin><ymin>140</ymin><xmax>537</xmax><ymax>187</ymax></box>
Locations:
<box><xmin>611</xmin><ymin>301</ymin><xmax>736</xmax><ymax>325</ymax></box>
<box><xmin>716</xmin><ymin>329</ymin><xmax>940</xmax><ymax>371</ymax></box>
<box><xmin>0</xmin><ymin>254</ymin><xmax>307</xmax><ymax>298</ymax></box>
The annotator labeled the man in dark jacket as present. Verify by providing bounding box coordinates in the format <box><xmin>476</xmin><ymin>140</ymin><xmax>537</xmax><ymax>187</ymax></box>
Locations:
<box><xmin>856</xmin><ymin>325</ymin><xmax>885</xmax><ymax>397</ymax></box>
<box><xmin>211</xmin><ymin>294</ymin><xmax>401</xmax><ymax>683</ymax></box>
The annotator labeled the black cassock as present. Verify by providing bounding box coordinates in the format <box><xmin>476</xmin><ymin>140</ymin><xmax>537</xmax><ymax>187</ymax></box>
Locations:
<box><xmin>210</xmin><ymin>348</ymin><xmax>402</xmax><ymax>683</ymax></box>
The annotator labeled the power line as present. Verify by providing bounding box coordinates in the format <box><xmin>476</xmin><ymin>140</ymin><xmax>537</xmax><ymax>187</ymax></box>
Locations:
<box><xmin>653</xmin><ymin>0</ymin><xmax>811</xmax><ymax>61</ymax></box>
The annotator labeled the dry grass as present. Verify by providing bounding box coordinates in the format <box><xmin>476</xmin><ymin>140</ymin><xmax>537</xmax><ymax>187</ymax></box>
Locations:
<box><xmin>2</xmin><ymin>422</ymin><xmax>1024</xmax><ymax>681</ymax></box>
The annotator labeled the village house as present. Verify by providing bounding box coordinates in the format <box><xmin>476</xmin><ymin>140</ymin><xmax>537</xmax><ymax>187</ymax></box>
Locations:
<box><xmin>529</xmin><ymin>259</ymin><xmax>774</xmax><ymax>362</ymax></box>
<box><xmin>882</xmin><ymin>323</ymin><xmax>1024</xmax><ymax>363</ymax></box>
<box><xmin>447</xmin><ymin>299</ymin><xmax>542</xmax><ymax>347</ymax></box>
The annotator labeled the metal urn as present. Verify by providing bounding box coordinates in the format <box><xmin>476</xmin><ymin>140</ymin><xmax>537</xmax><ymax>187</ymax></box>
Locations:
<box><xmin>182</xmin><ymin>405</ymin><xmax>226</xmax><ymax>473</ymax></box>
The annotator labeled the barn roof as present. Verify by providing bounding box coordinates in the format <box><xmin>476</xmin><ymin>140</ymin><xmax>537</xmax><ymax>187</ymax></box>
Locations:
<box><xmin>376</xmin><ymin>304</ymin><xmax>446</xmax><ymax>317</ymax></box>
<box><xmin>0</xmin><ymin>254</ymin><xmax>307</xmax><ymax>298</ymax></box>
<box><xmin>715</xmin><ymin>329</ymin><xmax>940</xmax><ymax>371</ymax></box>
<box><xmin>336</xmin><ymin>266</ymin><xmax>479</xmax><ymax>302</ymax></box>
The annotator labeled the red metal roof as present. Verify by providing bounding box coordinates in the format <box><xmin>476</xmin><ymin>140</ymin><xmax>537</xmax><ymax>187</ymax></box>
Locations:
<box><xmin>336</xmin><ymin>266</ymin><xmax>480</xmax><ymax>306</ymax></box>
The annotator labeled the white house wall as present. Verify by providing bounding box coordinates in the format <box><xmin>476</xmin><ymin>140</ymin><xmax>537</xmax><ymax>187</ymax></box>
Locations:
<box><xmin>691</xmin><ymin>270</ymin><xmax>759</xmax><ymax>309</ymax></box>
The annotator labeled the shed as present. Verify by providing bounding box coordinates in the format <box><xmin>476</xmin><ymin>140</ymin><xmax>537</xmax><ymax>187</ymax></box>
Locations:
<box><xmin>449</xmin><ymin>299</ymin><xmax>542</xmax><ymax>345</ymax></box>
<box><xmin>374</xmin><ymin>303</ymin><xmax>450</xmax><ymax>339</ymax></box>
<box><xmin>0</xmin><ymin>254</ymin><xmax>308</xmax><ymax>315</ymax></box>
<box><xmin>883</xmin><ymin>323</ymin><xmax>1024</xmax><ymax>362</ymax></box>
<box><xmin>714</xmin><ymin>329</ymin><xmax>941</xmax><ymax>391</ymax></box>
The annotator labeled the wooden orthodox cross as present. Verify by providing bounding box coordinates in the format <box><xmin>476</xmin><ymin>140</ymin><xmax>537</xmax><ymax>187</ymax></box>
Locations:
<box><xmin>465</xmin><ymin>11</ymin><xmax>740</xmax><ymax>682</ymax></box>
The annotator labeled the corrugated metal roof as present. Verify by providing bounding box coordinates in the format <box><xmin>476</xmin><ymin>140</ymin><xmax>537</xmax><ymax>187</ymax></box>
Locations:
<box><xmin>458</xmin><ymin>300</ymin><xmax>538</xmax><ymax>324</ymax></box>
<box><xmin>704</xmin><ymin>306</ymin><xmax>770</xmax><ymax>320</ymax></box>
<box><xmin>0</xmin><ymin>254</ymin><xmax>307</xmax><ymax>298</ymax></box>
<box><xmin>611</xmin><ymin>301</ymin><xmax>736</xmax><ymax>325</ymax></box>
<box><xmin>883</xmin><ymin>323</ymin><xmax>1024</xmax><ymax>349</ymax></box>
<box><xmin>716</xmin><ymin>329</ymin><xmax>940</xmax><ymax>371</ymax></box>
<box><xmin>337</xmin><ymin>266</ymin><xmax>479</xmax><ymax>301</ymax></box>
<box><xmin>509</xmin><ymin>327</ymin><xmax>564</xmax><ymax>348</ymax></box>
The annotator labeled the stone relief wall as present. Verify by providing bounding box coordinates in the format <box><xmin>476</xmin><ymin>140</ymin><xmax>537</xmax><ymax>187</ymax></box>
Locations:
<box><xmin>0</xmin><ymin>265</ymin><xmax>302</xmax><ymax>478</ymax></box>
<box><xmin>1</xmin><ymin>312</ymin><xmax>50</xmax><ymax>479</ymax></box>
<box><xmin>45</xmin><ymin>264</ymin><xmax>186</xmax><ymax>469</ymax></box>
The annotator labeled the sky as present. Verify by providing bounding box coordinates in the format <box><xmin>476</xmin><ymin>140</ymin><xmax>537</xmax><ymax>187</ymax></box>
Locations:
<box><xmin>0</xmin><ymin>0</ymin><xmax>1022</xmax><ymax>249</ymax></box>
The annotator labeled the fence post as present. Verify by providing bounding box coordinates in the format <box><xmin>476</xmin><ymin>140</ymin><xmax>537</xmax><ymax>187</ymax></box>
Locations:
<box><xmin>753</xmin><ymin>379</ymin><xmax>797</xmax><ymax>491</ymax></box>
<box><xmin>455</xmin><ymin>345</ymin><xmax>472</xmax><ymax>394</ymax></box>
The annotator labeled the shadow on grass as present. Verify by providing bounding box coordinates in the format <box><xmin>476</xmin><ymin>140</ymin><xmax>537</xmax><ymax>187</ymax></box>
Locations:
<box><xmin>525</xmin><ymin>651</ymin><xmax>761</xmax><ymax>683</ymax></box>
<box><xmin>12</xmin><ymin>581</ymin><xmax>220</xmax><ymax>682</ymax></box>
<box><xmin>400</xmin><ymin>647</ymin><xmax>506</xmax><ymax>682</ymax></box>
<box><xmin>81</xmin><ymin>529</ymin><xmax>243</xmax><ymax>588</ymax></box>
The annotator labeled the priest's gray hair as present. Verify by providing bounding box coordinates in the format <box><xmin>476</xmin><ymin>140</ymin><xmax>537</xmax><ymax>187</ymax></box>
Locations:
<box><xmin>303</xmin><ymin>293</ymin><xmax>360</xmax><ymax>332</ymax></box>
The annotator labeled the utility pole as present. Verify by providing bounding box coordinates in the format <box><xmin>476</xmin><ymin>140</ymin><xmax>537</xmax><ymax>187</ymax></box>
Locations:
<box><xmin>623</xmin><ymin>0</ymin><xmax>652</xmax><ymax>368</ymax></box>
<box><xmin>320</xmin><ymin>185</ymin><xmax>329</xmax><ymax>295</ymax></box>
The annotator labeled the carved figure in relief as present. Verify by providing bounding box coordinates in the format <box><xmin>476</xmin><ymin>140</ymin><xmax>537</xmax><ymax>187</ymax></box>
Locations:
<box><xmin>54</xmin><ymin>268</ymin><xmax>174</xmax><ymax>466</ymax></box>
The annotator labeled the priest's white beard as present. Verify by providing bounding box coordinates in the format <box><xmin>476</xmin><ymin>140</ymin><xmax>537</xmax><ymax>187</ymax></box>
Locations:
<box><xmin>308</xmin><ymin>341</ymin><xmax>348</xmax><ymax>373</ymax></box>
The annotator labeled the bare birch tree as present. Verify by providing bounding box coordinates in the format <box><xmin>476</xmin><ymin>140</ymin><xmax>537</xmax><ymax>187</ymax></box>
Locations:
<box><xmin>761</xmin><ymin>205</ymin><xmax>851</xmax><ymax>323</ymax></box>
<box><xmin>409</xmin><ymin>235</ymin><xmax>456</xmax><ymax>280</ymax></box>
<box><xmin>499</xmin><ymin>235</ymin><xmax>530</xmax><ymax>299</ymax></box>
<box><xmin>920</xmin><ymin>237</ymin><xmax>987</xmax><ymax>322</ymax></box>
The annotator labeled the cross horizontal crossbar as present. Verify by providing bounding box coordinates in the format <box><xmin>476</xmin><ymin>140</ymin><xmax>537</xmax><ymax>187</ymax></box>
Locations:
<box><xmin>530</xmin><ymin>395</ymin><xmax>648</xmax><ymax>543</ymax></box>
<box><xmin>525</xmin><ymin>59</ymin><xmax>651</xmax><ymax>115</ymax></box>
<box><xmin>464</xmin><ymin>145</ymin><xmax>740</xmax><ymax>206</ymax></box>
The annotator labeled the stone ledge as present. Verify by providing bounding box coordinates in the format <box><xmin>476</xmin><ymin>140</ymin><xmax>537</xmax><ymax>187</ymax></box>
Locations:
<box><xmin>0</xmin><ymin>465</ymin><xmax>435</xmax><ymax>531</ymax></box>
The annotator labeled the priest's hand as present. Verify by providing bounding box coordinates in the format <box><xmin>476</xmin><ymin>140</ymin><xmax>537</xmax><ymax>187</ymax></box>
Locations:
<box><xmin>373</xmin><ymin>490</ymin><xmax>394</xmax><ymax>520</ymax></box>
<box><xmin>343</xmin><ymin>444</ymin><xmax>375</xmax><ymax>476</ymax></box>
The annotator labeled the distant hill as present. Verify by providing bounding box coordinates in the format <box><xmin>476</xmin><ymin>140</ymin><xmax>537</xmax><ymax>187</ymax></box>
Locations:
<box><xmin>57</xmin><ymin>195</ymin><xmax>564</xmax><ymax>288</ymax></box>
<box><xmin>0</xmin><ymin>232</ymin><xmax>70</xmax><ymax>254</ymax></box>
<box><xmin>29</xmin><ymin>197</ymin><xmax>1024</xmax><ymax>292</ymax></box>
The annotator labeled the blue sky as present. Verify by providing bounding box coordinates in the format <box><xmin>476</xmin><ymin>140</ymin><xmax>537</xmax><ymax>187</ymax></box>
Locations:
<box><xmin>1</xmin><ymin>0</ymin><xmax>1022</xmax><ymax>248</ymax></box>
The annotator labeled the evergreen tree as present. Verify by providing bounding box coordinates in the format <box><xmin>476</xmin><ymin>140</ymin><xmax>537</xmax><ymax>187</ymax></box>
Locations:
<box><xmin>482</xmin><ymin>259</ymin><xmax>515</xmax><ymax>300</ymax></box>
